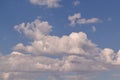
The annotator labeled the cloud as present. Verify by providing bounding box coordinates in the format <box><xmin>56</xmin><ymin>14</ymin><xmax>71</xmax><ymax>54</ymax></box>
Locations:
<box><xmin>0</xmin><ymin>72</ymin><xmax>43</xmax><ymax>80</ymax></box>
<box><xmin>13</xmin><ymin>19</ymin><xmax>120</xmax><ymax>65</ymax></box>
<box><xmin>92</xmin><ymin>26</ymin><xmax>96</xmax><ymax>32</ymax></box>
<box><xmin>1</xmin><ymin>19</ymin><xmax>120</xmax><ymax>80</ymax></box>
<box><xmin>29</xmin><ymin>0</ymin><xmax>61</xmax><ymax>8</ymax></box>
<box><xmin>14</xmin><ymin>19</ymin><xmax>52</xmax><ymax>40</ymax></box>
<box><xmin>100</xmin><ymin>48</ymin><xmax>115</xmax><ymax>63</ymax></box>
<box><xmin>14</xmin><ymin>19</ymin><xmax>99</xmax><ymax>55</ymax></box>
<box><xmin>0</xmin><ymin>51</ymin><xmax>107</xmax><ymax>80</ymax></box>
<box><xmin>68</xmin><ymin>13</ymin><xmax>81</xmax><ymax>26</ymax></box>
<box><xmin>2</xmin><ymin>50</ymin><xmax>120</xmax><ymax>80</ymax></box>
<box><xmin>73</xmin><ymin>0</ymin><xmax>80</xmax><ymax>6</ymax></box>
<box><xmin>14</xmin><ymin>32</ymin><xmax>99</xmax><ymax>55</ymax></box>
<box><xmin>0</xmin><ymin>51</ymin><xmax>107</xmax><ymax>74</ymax></box>
<box><xmin>68</xmin><ymin>13</ymin><xmax>101</xmax><ymax>26</ymax></box>
<box><xmin>0</xmin><ymin>73</ymin><xmax>10</xmax><ymax>80</ymax></box>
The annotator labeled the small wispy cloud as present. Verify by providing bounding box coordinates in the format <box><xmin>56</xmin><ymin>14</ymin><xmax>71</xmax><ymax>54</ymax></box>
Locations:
<box><xmin>73</xmin><ymin>0</ymin><xmax>80</xmax><ymax>6</ymax></box>
<box><xmin>107</xmin><ymin>17</ymin><xmax>112</xmax><ymax>21</ymax></box>
<box><xmin>68</xmin><ymin>13</ymin><xmax>102</xmax><ymax>26</ymax></box>
<box><xmin>92</xmin><ymin>26</ymin><xmax>96</xmax><ymax>32</ymax></box>
<box><xmin>29</xmin><ymin>0</ymin><xmax>61</xmax><ymax>8</ymax></box>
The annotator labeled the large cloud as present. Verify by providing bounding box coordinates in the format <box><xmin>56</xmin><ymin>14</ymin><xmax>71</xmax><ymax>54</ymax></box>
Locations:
<box><xmin>13</xmin><ymin>19</ymin><xmax>120</xmax><ymax>66</ymax></box>
<box><xmin>1</xmin><ymin>19</ymin><xmax>120</xmax><ymax>80</ymax></box>
<box><xmin>0</xmin><ymin>51</ymin><xmax>107</xmax><ymax>80</ymax></box>
<box><xmin>14</xmin><ymin>19</ymin><xmax>99</xmax><ymax>55</ymax></box>
<box><xmin>0</xmin><ymin>51</ymin><xmax>107</xmax><ymax>72</ymax></box>
<box><xmin>29</xmin><ymin>0</ymin><xmax>61</xmax><ymax>8</ymax></box>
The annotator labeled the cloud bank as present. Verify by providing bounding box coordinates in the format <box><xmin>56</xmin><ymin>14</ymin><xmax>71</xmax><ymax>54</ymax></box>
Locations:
<box><xmin>0</xmin><ymin>19</ymin><xmax>120</xmax><ymax>80</ymax></box>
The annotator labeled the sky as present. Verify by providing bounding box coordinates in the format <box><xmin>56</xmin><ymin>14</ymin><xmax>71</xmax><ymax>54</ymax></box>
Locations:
<box><xmin>0</xmin><ymin>0</ymin><xmax>120</xmax><ymax>80</ymax></box>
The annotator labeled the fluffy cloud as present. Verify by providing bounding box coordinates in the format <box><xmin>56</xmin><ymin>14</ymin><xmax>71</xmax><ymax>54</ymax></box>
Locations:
<box><xmin>14</xmin><ymin>19</ymin><xmax>99</xmax><ymax>55</ymax></box>
<box><xmin>100</xmin><ymin>48</ymin><xmax>115</xmax><ymax>63</ymax></box>
<box><xmin>68</xmin><ymin>13</ymin><xmax>81</xmax><ymax>26</ymax></box>
<box><xmin>0</xmin><ymin>73</ymin><xmax>10</xmax><ymax>80</ymax></box>
<box><xmin>0</xmin><ymin>52</ymin><xmax>107</xmax><ymax>72</ymax></box>
<box><xmin>13</xmin><ymin>19</ymin><xmax>120</xmax><ymax>65</ymax></box>
<box><xmin>99</xmin><ymin>48</ymin><xmax>120</xmax><ymax>66</ymax></box>
<box><xmin>1</xmin><ymin>19</ymin><xmax>120</xmax><ymax>80</ymax></box>
<box><xmin>14</xmin><ymin>32</ymin><xmax>99</xmax><ymax>55</ymax></box>
<box><xmin>14</xmin><ymin>19</ymin><xmax>52</xmax><ymax>40</ymax></box>
<box><xmin>2</xmin><ymin>49</ymin><xmax>120</xmax><ymax>80</ymax></box>
<box><xmin>29</xmin><ymin>0</ymin><xmax>61</xmax><ymax>8</ymax></box>
<box><xmin>68</xmin><ymin>13</ymin><xmax>101</xmax><ymax>26</ymax></box>
<box><xmin>0</xmin><ymin>51</ymin><xmax>107</xmax><ymax>80</ymax></box>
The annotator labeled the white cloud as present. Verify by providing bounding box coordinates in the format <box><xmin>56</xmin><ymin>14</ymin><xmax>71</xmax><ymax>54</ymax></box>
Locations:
<box><xmin>92</xmin><ymin>26</ymin><xmax>96</xmax><ymax>32</ymax></box>
<box><xmin>99</xmin><ymin>48</ymin><xmax>120</xmax><ymax>65</ymax></box>
<box><xmin>73</xmin><ymin>0</ymin><xmax>80</xmax><ymax>6</ymax></box>
<box><xmin>29</xmin><ymin>0</ymin><xmax>61</xmax><ymax>8</ymax></box>
<box><xmin>1</xmin><ymin>19</ymin><xmax>120</xmax><ymax>80</ymax></box>
<box><xmin>100</xmin><ymin>48</ymin><xmax>115</xmax><ymax>63</ymax></box>
<box><xmin>77</xmin><ymin>18</ymin><xmax>100</xmax><ymax>24</ymax></box>
<box><xmin>14</xmin><ymin>19</ymin><xmax>52</xmax><ymax>40</ymax></box>
<box><xmin>68</xmin><ymin>13</ymin><xmax>101</xmax><ymax>26</ymax></box>
<box><xmin>68</xmin><ymin>13</ymin><xmax>81</xmax><ymax>26</ymax></box>
<box><xmin>0</xmin><ymin>73</ymin><xmax>10</xmax><ymax>80</ymax></box>
<box><xmin>0</xmin><ymin>51</ymin><xmax>107</xmax><ymax>80</ymax></box>
<box><xmin>13</xmin><ymin>19</ymin><xmax>120</xmax><ymax>66</ymax></box>
<box><xmin>0</xmin><ymin>72</ymin><xmax>43</xmax><ymax>80</ymax></box>
<box><xmin>14</xmin><ymin>32</ymin><xmax>99</xmax><ymax>55</ymax></box>
<box><xmin>14</xmin><ymin>20</ymin><xmax>99</xmax><ymax>55</ymax></box>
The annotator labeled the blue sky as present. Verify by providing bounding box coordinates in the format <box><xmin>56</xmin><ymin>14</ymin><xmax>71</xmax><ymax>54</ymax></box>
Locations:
<box><xmin>0</xmin><ymin>0</ymin><xmax>120</xmax><ymax>80</ymax></box>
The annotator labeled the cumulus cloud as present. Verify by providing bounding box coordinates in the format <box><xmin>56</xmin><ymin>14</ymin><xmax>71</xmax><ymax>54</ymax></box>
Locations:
<box><xmin>0</xmin><ymin>51</ymin><xmax>107</xmax><ymax>80</ymax></box>
<box><xmin>14</xmin><ymin>32</ymin><xmax>99</xmax><ymax>55</ymax></box>
<box><xmin>29</xmin><ymin>0</ymin><xmax>61</xmax><ymax>8</ymax></box>
<box><xmin>68</xmin><ymin>13</ymin><xmax>101</xmax><ymax>26</ymax></box>
<box><xmin>14</xmin><ymin>19</ymin><xmax>52</xmax><ymax>40</ymax></box>
<box><xmin>1</xmin><ymin>19</ymin><xmax>120</xmax><ymax>80</ymax></box>
<box><xmin>100</xmin><ymin>48</ymin><xmax>115</xmax><ymax>63</ymax></box>
<box><xmin>13</xmin><ymin>19</ymin><xmax>120</xmax><ymax>66</ymax></box>
<box><xmin>2</xmin><ymin>50</ymin><xmax>120</xmax><ymax>80</ymax></box>
<box><xmin>0</xmin><ymin>73</ymin><xmax>10</xmax><ymax>80</ymax></box>
<box><xmin>13</xmin><ymin>19</ymin><xmax>99</xmax><ymax>55</ymax></box>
